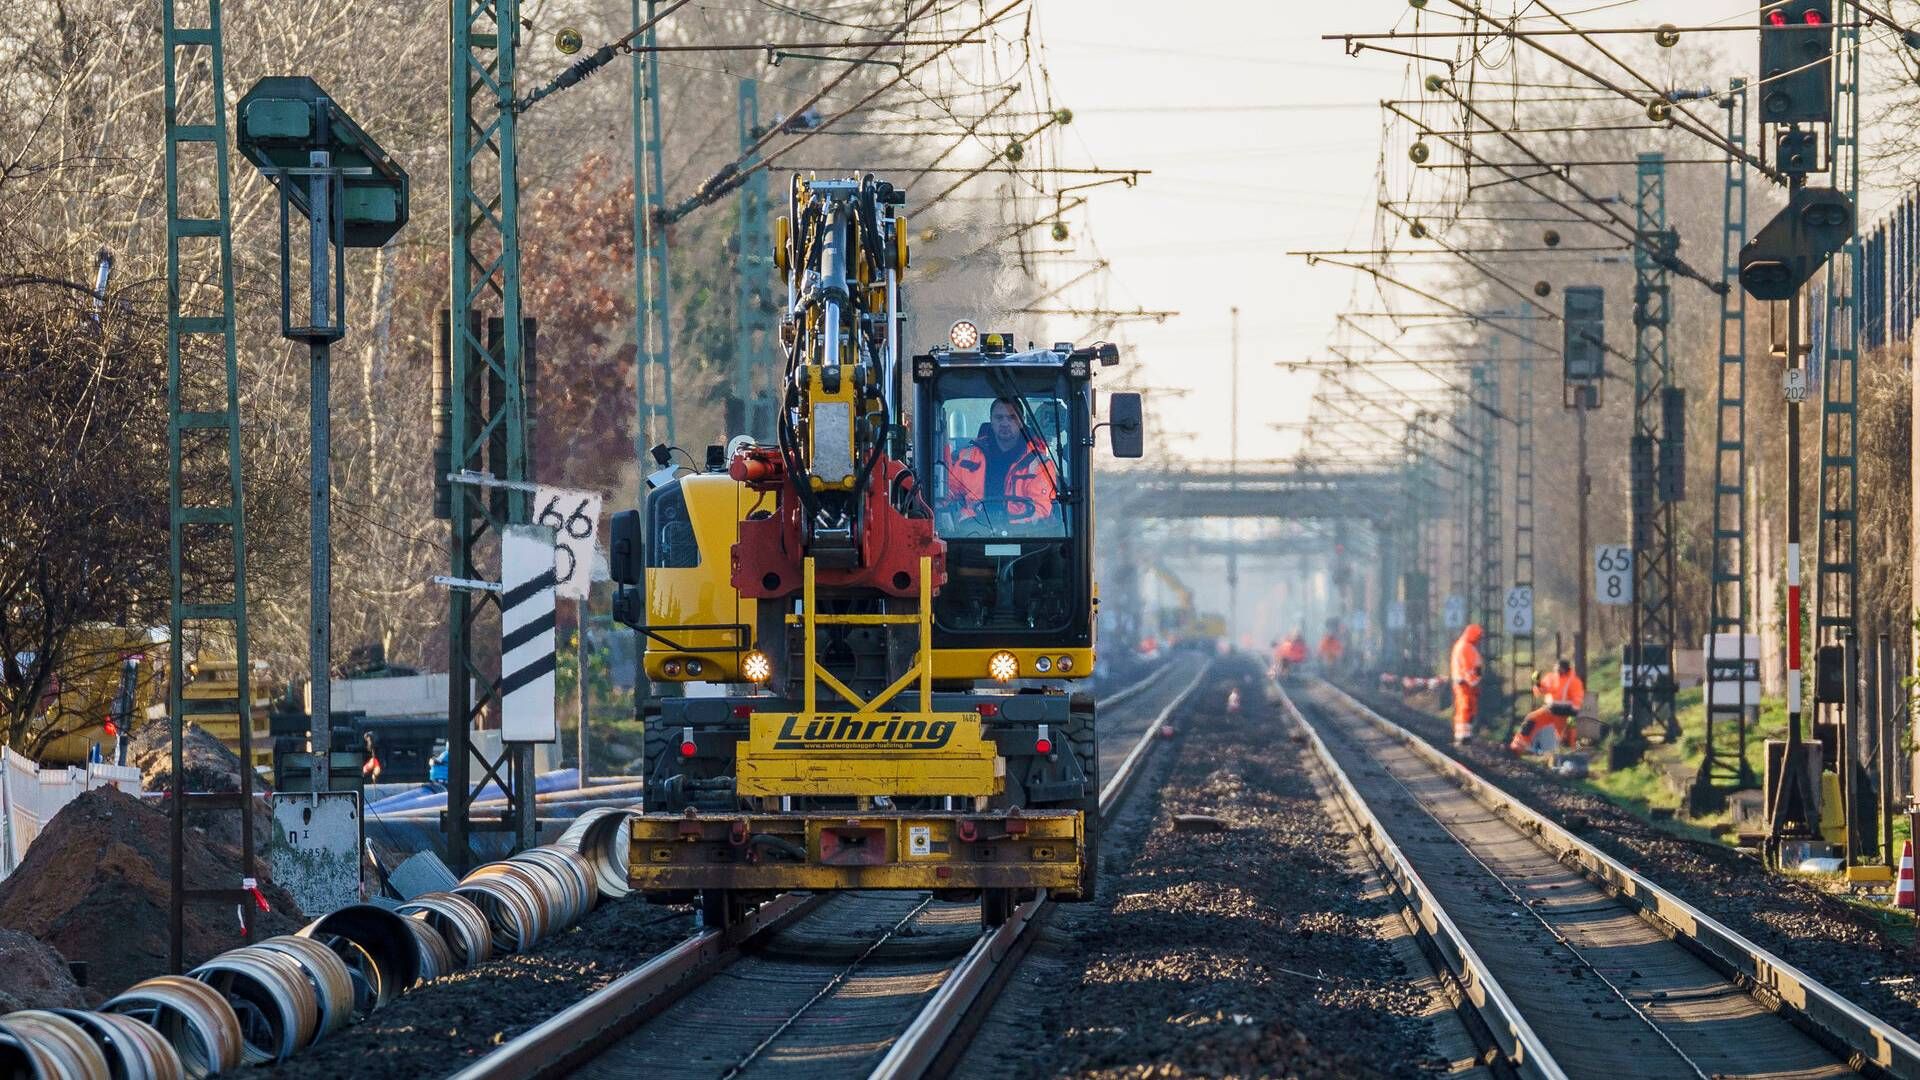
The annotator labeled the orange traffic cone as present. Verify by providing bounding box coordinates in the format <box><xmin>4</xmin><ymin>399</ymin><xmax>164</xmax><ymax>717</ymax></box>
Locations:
<box><xmin>1895</xmin><ymin>840</ymin><xmax>1915</xmax><ymax>911</ymax></box>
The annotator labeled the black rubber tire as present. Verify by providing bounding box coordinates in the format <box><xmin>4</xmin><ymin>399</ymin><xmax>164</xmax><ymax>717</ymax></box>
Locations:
<box><xmin>1058</xmin><ymin>697</ymin><xmax>1100</xmax><ymax>903</ymax></box>
<box><xmin>980</xmin><ymin>888</ymin><xmax>1012</xmax><ymax>929</ymax></box>
<box><xmin>700</xmin><ymin>889</ymin><xmax>739</xmax><ymax>930</ymax></box>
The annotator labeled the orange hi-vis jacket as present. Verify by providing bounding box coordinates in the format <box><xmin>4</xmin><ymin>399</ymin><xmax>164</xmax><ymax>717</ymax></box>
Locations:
<box><xmin>1317</xmin><ymin>635</ymin><xmax>1344</xmax><ymax>662</ymax></box>
<box><xmin>1450</xmin><ymin>631</ymin><xmax>1483</xmax><ymax>687</ymax></box>
<box><xmin>1536</xmin><ymin>670</ymin><xmax>1585</xmax><ymax>710</ymax></box>
<box><xmin>950</xmin><ymin>436</ymin><xmax>1057</xmax><ymax>520</ymax></box>
<box><xmin>1281</xmin><ymin>637</ymin><xmax>1309</xmax><ymax>663</ymax></box>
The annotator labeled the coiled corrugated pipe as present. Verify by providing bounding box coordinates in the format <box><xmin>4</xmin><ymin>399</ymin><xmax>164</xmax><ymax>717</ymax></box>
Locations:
<box><xmin>0</xmin><ymin>1010</ymin><xmax>111</xmax><ymax>1079</ymax></box>
<box><xmin>252</xmin><ymin>936</ymin><xmax>355</xmax><ymax>1043</ymax></box>
<box><xmin>454</xmin><ymin>863</ymin><xmax>548</xmax><ymax>953</ymax></box>
<box><xmin>556</xmin><ymin>807</ymin><xmax>641</xmax><ymax>900</ymax></box>
<box><xmin>298</xmin><ymin>906</ymin><xmax>424</xmax><ymax>1015</ymax></box>
<box><xmin>188</xmin><ymin>947</ymin><xmax>319</xmax><ymax>1063</ymax></box>
<box><xmin>102</xmin><ymin>975</ymin><xmax>245</xmax><ymax>1078</ymax></box>
<box><xmin>511</xmin><ymin>846</ymin><xmax>598</xmax><ymax>928</ymax></box>
<box><xmin>395</xmin><ymin>892</ymin><xmax>493</xmax><ymax>969</ymax></box>
<box><xmin>53</xmin><ymin>1008</ymin><xmax>185</xmax><ymax>1080</ymax></box>
<box><xmin>397</xmin><ymin>915</ymin><xmax>456</xmax><ymax>984</ymax></box>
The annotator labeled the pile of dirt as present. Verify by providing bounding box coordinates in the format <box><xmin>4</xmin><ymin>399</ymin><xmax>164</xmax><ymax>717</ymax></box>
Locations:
<box><xmin>130</xmin><ymin>722</ymin><xmax>244</xmax><ymax>794</ymax></box>
<box><xmin>0</xmin><ymin>929</ymin><xmax>90</xmax><ymax>1011</ymax></box>
<box><xmin>0</xmin><ymin>786</ymin><xmax>303</xmax><ymax>996</ymax></box>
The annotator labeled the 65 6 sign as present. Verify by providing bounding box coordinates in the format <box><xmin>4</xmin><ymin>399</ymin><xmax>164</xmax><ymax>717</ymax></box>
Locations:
<box><xmin>534</xmin><ymin>486</ymin><xmax>602</xmax><ymax>600</ymax></box>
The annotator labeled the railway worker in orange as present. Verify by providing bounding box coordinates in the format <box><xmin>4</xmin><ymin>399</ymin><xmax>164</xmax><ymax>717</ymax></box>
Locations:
<box><xmin>1277</xmin><ymin>631</ymin><xmax>1309</xmax><ymax>676</ymax></box>
<box><xmin>1449</xmin><ymin>623</ymin><xmax>1484</xmax><ymax>745</ymax></box>
<box><xmin>1510</xmin><ymin>659</ymin><xmax>1584</xmax><ymax>756</ymax></box>
<box><xmin>1316</xmin><ymin>628</ymin><xmax>1345</xmax><ymax>672</ymax></box>
<box><xmin>948</xmin><ymin>397</ymin><xmax>1058</xmax><ymax>527</ymax></box>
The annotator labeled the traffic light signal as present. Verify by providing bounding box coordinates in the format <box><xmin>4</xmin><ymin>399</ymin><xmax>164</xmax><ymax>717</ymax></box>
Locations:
<box><xmin>1738</xmin><ymin>186</ymin><xmax>1854</xmax><ymax>300</ymax></box>
<box><xmin>1563</xmin><ymin>286</ymin><xmax>1605</xmax><ymax>397</ymax></box>
<box><xmin>1758</xmin><ymin>2</ymin><xmax>1833</xmax><ymax>124</ymax></box>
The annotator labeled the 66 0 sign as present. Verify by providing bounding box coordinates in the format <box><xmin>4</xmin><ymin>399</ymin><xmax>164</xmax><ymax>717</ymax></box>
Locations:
<box><xmin>534</xmin><ymin>486</ymin><xmax>602</xmax><ymax>600</ymax></box>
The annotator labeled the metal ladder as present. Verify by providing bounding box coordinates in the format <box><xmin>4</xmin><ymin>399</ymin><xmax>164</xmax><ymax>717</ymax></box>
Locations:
<box><xmin>161</xmin><ymin>0</ymin><xmax>257</xmax><ymax>970</ymax></box>
<box><xmin>1474</xmin><ymin>350</ymin><xmax>1503</xmax><ymax>690</ymax></box>
<box><xmin>1815</xmin><ymin>6</ymin><xmax>1865</xmax><ymax>859</ymax></box>
<box><xmin>1696</xmin><ymin>80</ymin><xmax>1757</xmax><ymax>812</ymax></box>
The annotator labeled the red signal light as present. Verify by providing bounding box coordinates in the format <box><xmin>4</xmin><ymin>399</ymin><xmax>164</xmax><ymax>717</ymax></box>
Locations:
<box><xmin>1804</xmin><ymin>10</ymin><xmax>1824</xmax><ymax>24</ymax></box>
<box><xmin>1767</xmin><ymin>10</ymin><xmax>1787</xmax><ymax>25</ymax></box>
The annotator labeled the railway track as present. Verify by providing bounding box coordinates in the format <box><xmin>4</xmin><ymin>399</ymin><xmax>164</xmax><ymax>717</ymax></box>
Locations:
<box><xmin>1285</xmin><ymin>677</ymin><xmax>1920</xmax><ymax>1080</ymax></box>
<box><xmin>452</xmin><ymin>655</ymin><xmax>1211</xmax><ymax>1080</ymax></box>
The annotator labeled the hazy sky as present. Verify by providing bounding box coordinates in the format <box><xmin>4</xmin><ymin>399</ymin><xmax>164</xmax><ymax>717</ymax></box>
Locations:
<box><xmin>1028</xmin><ymin>1</ymin><xmax>1826</xmax><ymax>463</ymax></box>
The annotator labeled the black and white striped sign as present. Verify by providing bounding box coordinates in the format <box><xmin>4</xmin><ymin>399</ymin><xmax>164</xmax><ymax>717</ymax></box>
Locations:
<box><xmin>501</xmin><ymin>525</ymin><xmax>558</xmax><ymax>743</ymax></box>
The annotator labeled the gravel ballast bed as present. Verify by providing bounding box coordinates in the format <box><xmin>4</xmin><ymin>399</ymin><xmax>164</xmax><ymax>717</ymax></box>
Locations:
<box><xmin>957</xmin><ymin>669</ymin><xmax>1449</xmax><ymax>1080</ymax></box>
<box><xmin>1354</xmin><ymin>681</ymin><xmax>1920</xmax><ymax>1036</ymax></box>
<box><xmin>263</xmin><ymin>895</ymin><xmax>695</xmax><ymax>1079</ymax></box>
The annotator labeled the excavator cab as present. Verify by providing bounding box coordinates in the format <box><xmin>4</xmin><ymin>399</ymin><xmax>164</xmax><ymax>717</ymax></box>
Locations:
<box><xmin>914</xmin><ymin>328</ymin><xmax>1115</xmax><ymax>667</ymax></box>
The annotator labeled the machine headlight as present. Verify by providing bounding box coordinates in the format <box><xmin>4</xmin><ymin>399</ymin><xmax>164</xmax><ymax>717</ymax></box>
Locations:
<box><xmin>685</xmin><ymin>658</ymin><xmax>704</xmax><ymax>677</ymax></box>
<box><xmin>988</xmin><ymin>651</ymin><xmax>1019</xmax><ymax>683</ymax></box>
<box><xmin>1033</xmin><ymin>655</ymin><xmax>1053</xmax><ymax>674</ymax></box>
<box><xmin>742</xmin><ymin>650</ymin><xmax>772</xmax><ymax>683</ymax></box>
<box><xmin>662</xmin><ymin>659</ymin><xmax>683</xmax><ymax>678</ymax></box>
<box><xmin>949</xmin><ymin>320</ymin><xmax>979</xmax><ymax>350</ymax></box>
<box><xmin>1057</xmin><ymin>655</ymin><xmax>1074</xmax><ymax>673</ymax></box>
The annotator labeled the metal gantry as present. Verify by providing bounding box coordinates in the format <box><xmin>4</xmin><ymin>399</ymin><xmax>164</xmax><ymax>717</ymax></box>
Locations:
<box><xmin>1621</xmin><ymin>151</ymin><xmax>1681</xmax><ymax>766</ymax></box>
<box><xmin>1509</xmin><ymin>341</ymin><xmax>1536</xmax><ymax>730</ymax></box>
<box><xmin>1696</xmin><ymin>80</ymin><xmax>1758</xmax><ymax>811</ymax></box>
<box><xmin>633</xmin><ymin>0</ymin><xmax>674</xmax><ymax>454</ymax></box>
<box><xmin>734</xmin><ymin>78</ymin><xmax>777</xmax><ymax>441</ymax></box>
<box><xmin>448</xmin><ymin>0</ymin><xmax>534</xmax><ymax>872</ymax></box>
<box><xmin>162</xmin><ymin>0</ymin><xmax>257</xmax><ymax>969</ymax></box>
<box><xmin>1474</xmin><ymin>346</ymin><xmax>1503</xmax><ymax>708</ymax></box>
<box><xmin>1815</xmin><ymin>5</ymin><xmax>1865</xmax><ymax>860</ymax></box>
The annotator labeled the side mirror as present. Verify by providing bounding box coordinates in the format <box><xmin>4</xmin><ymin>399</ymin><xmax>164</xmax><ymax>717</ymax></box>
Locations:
<box><xmin>610</xmin><ymin>509</ymin><xmax>644</xmax><ymax>585</ymax></box>
<box><xmin>1108</xmin><ymin>392</ymin><xmax>1144</xmax><ymax>459</ymax></box>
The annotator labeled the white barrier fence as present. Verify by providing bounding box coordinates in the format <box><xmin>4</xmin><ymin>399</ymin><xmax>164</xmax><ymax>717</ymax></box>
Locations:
<box><xmin>0</xmin><ymin>748</ymin><xmax>141</xmax><ymax>877</ymax></box>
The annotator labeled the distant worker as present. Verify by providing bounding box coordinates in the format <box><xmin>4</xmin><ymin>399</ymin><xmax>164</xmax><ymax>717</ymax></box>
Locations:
<box><xmin>1316</xmin><ymin>629</ymin><xmax>1345</xmax><ymax>672</ymax></box>
<box><xmin>361</xmin><ymin>731</ymin><xmax>383</xmax><ymax>784</ymax></box>
<box><xmin>1278</xmin><ymin>631</ymin><xmax>1309</xmax><ymax>676</ymax></box>
<box><xmin>948</xmin><ymin>397</ymin><xmax>1058</xmax><ymax>526</ymax></box>
<box><xmin>1510</xmin><ymin>659</ymin><xmax>1584</xmax><ymax>756</ymax></box>
<box><xmin>1449</xmin><ymin>623</ymin><xmax>1484</xmax><ymax>745</ymax></box>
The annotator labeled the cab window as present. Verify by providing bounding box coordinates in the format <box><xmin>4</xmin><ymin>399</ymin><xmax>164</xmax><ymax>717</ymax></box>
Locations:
<box><xmin>646</xmin><ymin>484</ymin><xmax>699</xmax><ymax>568</ymax></box>
<box><xmin>928</xmin><ymin>369</ymin><xmax>1072</xmax><ymax>540</ymax></box>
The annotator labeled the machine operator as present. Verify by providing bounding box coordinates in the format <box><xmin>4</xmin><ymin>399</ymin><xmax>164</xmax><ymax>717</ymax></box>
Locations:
<box><xmin>948</xmin><ymin>397</ymin><xmax>1058</xmax><ymax>527</ymax></box>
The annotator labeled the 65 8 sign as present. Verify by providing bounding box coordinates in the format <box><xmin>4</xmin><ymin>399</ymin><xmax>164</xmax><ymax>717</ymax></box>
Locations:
<box><xmin>1593</xmin><ymin>545</ymin><xmax>1632</xmax><ymax>606</ymax></box>
<box><xmin>534</xmin><ymin>486</ymin><xmax>602</xmax><ymax>600</ymax></box>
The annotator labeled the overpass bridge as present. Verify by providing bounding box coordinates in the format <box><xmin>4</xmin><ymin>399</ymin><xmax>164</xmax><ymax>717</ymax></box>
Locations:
<box><xmin>1102</xmin><ymin>462</ymin><xmax>1408</xmax><ymax>523</ymax></box>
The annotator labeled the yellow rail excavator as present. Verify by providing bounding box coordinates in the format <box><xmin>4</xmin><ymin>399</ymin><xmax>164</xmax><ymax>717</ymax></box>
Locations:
<box><xmin>610</xmin><ymin>174</ymin><xmax>1144</xmax><ymax>927</ymax></box>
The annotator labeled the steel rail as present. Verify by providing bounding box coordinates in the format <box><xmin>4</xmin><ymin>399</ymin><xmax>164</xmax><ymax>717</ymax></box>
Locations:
<box><xmin>1306</xmin><ymin>679</ymin><xmax>1920</xmax><ymax>1080</ymax></box>
<box><xmin>869</xmin><ymin>661</ymin><xmax>1213</xmax><ymax>1080</ymax></box>
<box><xmin>453</xmin><ymin>662</ymin><xmax>1188</xmax><ymax>1080</ymax></box>
<box><xmin>1277</xmin><ymin>685</ymin><xmax>1566</xmax><ymax>1080</ymax></box>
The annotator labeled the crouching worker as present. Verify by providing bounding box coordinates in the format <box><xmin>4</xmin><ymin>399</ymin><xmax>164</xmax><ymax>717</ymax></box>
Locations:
<box><xmin>1510</xmin><ymin>658</ymin><xmax>1584</xmax><ymax>756</ymax></box>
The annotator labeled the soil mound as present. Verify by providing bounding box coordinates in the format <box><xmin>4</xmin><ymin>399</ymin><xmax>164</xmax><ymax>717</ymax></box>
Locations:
<box><xmin>0</xmin><ymin>930</ymin><xmax>89</xmax><ymax>1011</ymax></box>
<box><xmin>130</xmin><ymin>721</ymin><xmax>243</xmax><ymax>793</ymax></box>
<box><xmin>0</xmin><ymin>786</ymin><xmax>302</xmax><ymax>996</ymax></box>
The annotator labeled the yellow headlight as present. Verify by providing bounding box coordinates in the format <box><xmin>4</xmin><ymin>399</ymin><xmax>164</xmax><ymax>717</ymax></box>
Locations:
<box><xmin>988</xmin><ymin>651</ymin><xmax>1018</xmax><ymax>683</ymax></box>
<box><xmin>742</xmin><ymin>650</ymin><xmax>772</xmax><ymax>683</ymax></box>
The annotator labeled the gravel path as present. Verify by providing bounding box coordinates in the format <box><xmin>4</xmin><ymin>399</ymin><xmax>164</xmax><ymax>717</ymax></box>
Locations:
<box><xmin>1351</xmin><ymin>680</ymin><xmax>1920</xmax><ymax>1038</ymax></box>
<box><xmin>956</xmin><ymin>663</ymin><xmax>1453</xmax><ymax>1079</ymax></box>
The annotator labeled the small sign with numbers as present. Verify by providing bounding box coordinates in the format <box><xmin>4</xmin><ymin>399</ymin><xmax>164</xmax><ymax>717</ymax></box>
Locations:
<box><xmin>533</xmin><ymin>486</ymin><xmax>603</xmax><ymax>600</ymax></box>
<box><xmin>1443</xmin><ymin>594</ymin><xmax>1466</xmax><ymax>629</ymax></box>
<box><xmin>1595</xmin><ymin>545</ymin><xmax>1632</xmax><ymax>606</ymax></box>
<box><xmin>1504</xmin><ymin>586</ymin><xmax>1534</xmax><ymax>634</ymax></box>
<box><xmin>1783</xmin><ymin>367</ymin><xmax>1808</xmax><ymax>402</ymax></box>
